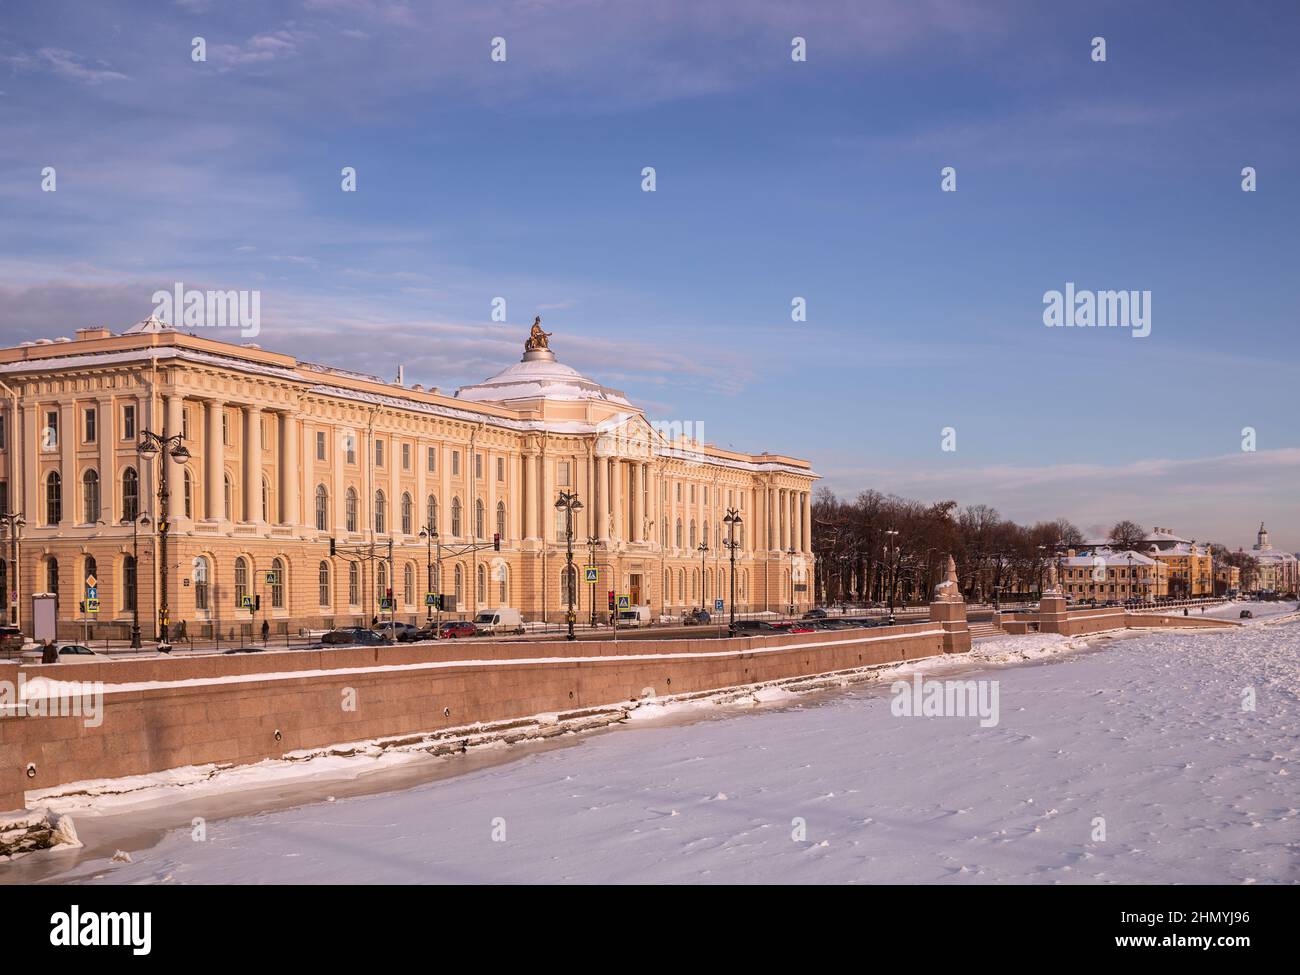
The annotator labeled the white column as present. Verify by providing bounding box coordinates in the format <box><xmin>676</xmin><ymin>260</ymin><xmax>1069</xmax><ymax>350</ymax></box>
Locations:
<box><xmin>523</xmin><ymin>453</ymin><xmax>537</xmax><ymax>539</ymax></box>
<box><xmin>243</xmin><ymin>405</ymin><xmax>261</xmax><ymax>522</ymax></box>
<box><xmin>611</xmin><ymin>458</ymin><xmax>623</xmax><ymax>541</ymax></box>
<box><xmin>280</xmin><ymin>412</ymin><xmax>299</xmax><ymax>525</ymax></box>
<box><xmin>596</xmin><ymin>455</ymin><xmax>609</xmax><ymax>542</ymax></box>
<box><xmin>97</xmin><ymin>396</ymin><xmax>115</xmax><ymax>521</ymax></box>
<box><xmin>206</xmin><ymin>401</ymin><xmax>224</xmax><ymax>520</ymax></box>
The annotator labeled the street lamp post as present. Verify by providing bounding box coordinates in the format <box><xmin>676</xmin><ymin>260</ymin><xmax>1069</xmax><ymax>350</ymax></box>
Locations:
<box><xmin>0</xmin><ymin>512</ymin><xmax>25</xmax><ymax>629</ymax></box>
<box><xmin>722</xmin><ymin>507</ymin><xmax>742</xmax><ymax>634</ymax></box>
<box><xmin>123</xmin><ymin>512</ymin><xmax>150</xmax><ymax>648</ymax></box>
<box><xmin>884</xmin><ymin>529</ymin><xmax>900</xmax><ymax>614</ymax></box>
<box><xmin>419</xmin><ymin>519</ymin><xmax>438</xmax><ymax>626</ymax></box>
<box><xmin>136</xmin><ymin>429</ymin><xmax>190</xmax><ymax>650</ymax></box>
<box><xmin>697</xmin><ymin>540</ymin><xmax>709</xmax><ymax>613</ymax></box>
<box><xmin>555</xmin><ymin>491</ymin><xmax>583</xmax><ymax>640</ymax></box>
<box><xmin>586</xmin><ymin>535</ymin><xmax>600</xmax><ymax>628</ymax></box>
<box><xmin>787</xmin><ymin>546</ymin><xmax>798</xmax><ymax>616</ymax></box>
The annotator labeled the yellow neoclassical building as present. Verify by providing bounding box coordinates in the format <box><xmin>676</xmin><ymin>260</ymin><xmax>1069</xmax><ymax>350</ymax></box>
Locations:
<box><xmin>0</xmin><ymin>318</ymin><xmax>817</xmax><ymax>639</ymax></box>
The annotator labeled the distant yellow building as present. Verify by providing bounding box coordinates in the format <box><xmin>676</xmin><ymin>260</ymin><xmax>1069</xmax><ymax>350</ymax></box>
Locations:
<box><xmin>1061</xmin><ymin>550</ymin><xmax>1167</xmax><ymax>602</ymax></box>
<box><xmin>1142</xmin><ymin>528</ymin><xmax>1214</xmax><ymax>597</ymax></box>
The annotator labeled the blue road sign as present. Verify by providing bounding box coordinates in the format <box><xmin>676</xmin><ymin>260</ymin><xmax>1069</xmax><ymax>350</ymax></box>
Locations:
<box><xmin>714</xmin><ymin>599</ymin><xmax>724</xmax><ymax>612</ymax></box>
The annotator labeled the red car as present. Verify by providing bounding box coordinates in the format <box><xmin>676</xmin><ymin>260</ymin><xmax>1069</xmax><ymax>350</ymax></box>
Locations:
<box><xmin>438</xmin><ymin>621</ymin><xmax>477</xmax><ymax>639</ymax></box>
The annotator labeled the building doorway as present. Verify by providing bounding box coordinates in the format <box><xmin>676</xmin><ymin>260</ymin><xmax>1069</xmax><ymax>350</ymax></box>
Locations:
<box><xmin>629</xmin><ymin>573</ymin><xmax>642</xmax><ymax>605</ymax></box>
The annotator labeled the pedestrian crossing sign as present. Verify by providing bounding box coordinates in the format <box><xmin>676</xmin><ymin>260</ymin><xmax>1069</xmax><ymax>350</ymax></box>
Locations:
<box><xmin>584</xmin><ymin>566</ymin><xmax>599</xmax><ymax>583</ymax></box>
<box><xmin>617</xmin><ymin>595</ymin><xmax>630</xmax><ymax>610</ymax></box>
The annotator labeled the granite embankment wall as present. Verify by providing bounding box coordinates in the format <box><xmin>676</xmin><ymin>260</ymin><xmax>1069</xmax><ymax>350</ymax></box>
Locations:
<box><xmin>0</xmin><ymin>612</ymin><xmax>971</xmax><ymax>812</ymax></box>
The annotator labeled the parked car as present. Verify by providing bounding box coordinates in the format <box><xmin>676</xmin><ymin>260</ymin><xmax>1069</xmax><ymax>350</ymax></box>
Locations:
<box><xmin>472</xmin><ymin>608</ymin><xmax>525</xmax><ymax>635</ymax></box>
<box><xmin>57</xmin><ymin>644</ymin><xmax>104</xmax><ymax>658</ymax></box>
<box><xmin>321</xmin><ymin>627</ymin><xmax>387</xmax><ymax>646</ymax></box>
<box><xmin>1239</xmin><ymin>609</ymin><xmax>1253</xmax><ymax>619</ymax></box>
<box><xmin>786</xmin><ymin>621</ymin><xmax>816</xmax><ymax>633</ymax></box>
<box><xmin>616</xmin><ymin>605</ymin><xmax>652</xmax><ymax>627</ymax></box>
<box><xmin>730</xmin><ymin>619</ymin><xmax>779</xmax><ymax>634</ymax></box>
<box><xmin>223</xmin><ymin>646</ymin><xmax>266</xmax><ymax>654</ymax></box>
<box><xmin>373</xmin><ymin>621</ymin><xmax>422</xmax><ymax>642</ymax></box>
<box><xmin>802</xmin><ymin>608</ymin><xmax>828</xmax><ymax>619</ymax></box>
<box><xmin>0</xmin><ymin>625</ymin><xmax>25</xmax><ymax>656</ymax></box>
<box><xmin>811</xmin><ymin>618</ymin><xmax>853</xmax><ymax>630</ymax></box>
<box><xmin>683</xmin><ymin>609</ymin><xmax>711</xmax><ymax>625</ymax></box>
<box><xmin>438</xmin><ymin>620</ymin><xmax>478</xmax><ymax>639</ymax></box>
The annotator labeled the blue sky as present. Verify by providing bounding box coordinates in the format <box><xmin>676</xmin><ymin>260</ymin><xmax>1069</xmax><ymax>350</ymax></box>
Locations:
<box><xmin>1</xmin><ymin>0</ymin><xmax>1297</xmax><ymax>548</ymax></box>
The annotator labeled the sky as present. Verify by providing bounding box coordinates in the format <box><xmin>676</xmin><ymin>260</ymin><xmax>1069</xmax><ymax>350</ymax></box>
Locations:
<box><xmin>0</xmin><ymin>0</ymin><xmax>1296</xmax><ymax>550</ymax></box>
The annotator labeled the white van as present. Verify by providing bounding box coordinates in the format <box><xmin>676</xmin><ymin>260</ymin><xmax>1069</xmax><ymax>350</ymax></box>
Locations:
<box><xmin>472</xmin><ymin>607</ymin><xmax>525</xmax><ymax>635</ymax></box>
<box><xmin>616</xmin><ymin>605</ymin><xmax>652</xmax><ymax>627</ymax></box>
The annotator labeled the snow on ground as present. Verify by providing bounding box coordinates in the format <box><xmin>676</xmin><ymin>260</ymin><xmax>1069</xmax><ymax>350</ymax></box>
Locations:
<box><xmin>1201</xmin><ymin>599</ymin><xmax>1300</xmax><ymax>622</ymax></box>
<box><xmin>30</xmin><ymin>623</ymin><xmax>1300</xmax><ymax>884</ymax></box>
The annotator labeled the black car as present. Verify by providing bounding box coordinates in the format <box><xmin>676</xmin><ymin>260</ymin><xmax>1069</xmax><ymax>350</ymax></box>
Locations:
<box><xmin>321</xmin><ymin>627</ymin><xmax>388</xmax><ymax>647</ymax></box>
<box><xmin>731</xmin><ymin>619</ymin><xmax>779</xmax><ymax>634</ymax></box>
<box><xmin>802</xmin><ymin>608</ymin><xmax>828</xmax><ymax>619</ymax></box>
<box><xmin>683</xmin><ymin>609</ymin><xmax>711</xmax><ymax>625</ymax></box>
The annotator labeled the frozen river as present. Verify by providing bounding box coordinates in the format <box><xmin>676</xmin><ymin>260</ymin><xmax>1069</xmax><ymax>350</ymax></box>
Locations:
<box><xmin>15</xmin><ymin>614</ymin><xmax>1299</xmax><ymax>884</ymax></box>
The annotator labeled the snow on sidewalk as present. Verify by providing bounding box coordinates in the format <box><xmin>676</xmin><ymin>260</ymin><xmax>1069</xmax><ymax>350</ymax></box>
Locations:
<box><xmin>47</xmin><ymin>623</ymin><xmax>1300</xmax><ymax>884</ymax></box>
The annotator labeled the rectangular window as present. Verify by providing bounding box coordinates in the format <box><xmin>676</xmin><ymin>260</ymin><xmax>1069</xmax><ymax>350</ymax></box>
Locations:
<box><xmin>345</xmin><ymin>434</ymin><xmax>356</xmax><ymax>465</ymax></box>
<box><xmin>676</xmin><ymin>483</ymin><xmax>682</xmax><ymax>502</ymax></box>
<box><xmin>427</xmin><ymin>446</ymin><xmax>436</xmax><ymax>472</ymax></box>
<box><xmin>558</xmin><ymin>460</ymin><xmax>570</xmax><ymax>485</ymax></box>
<box><xmin>316</xmin><ymin>431</ymin><xmax>326</xmax><ymax>461</ymax></box>
<box><xmin>44</xmin><ymin>410</ymin><xmax>58</xmax><ymax>450</ymax></box>
<box><xmin>84</xmin><ymin>407</ymin><xmax>96</xmax><ymax>444</ymax></box>
<box><xmin>375</xmin><ymin>439</ymin><xmax>384</xmax><ymax>467</ymax></box>
<box><xmin>689</xmin><ymin>484</ymin><xmax>696</xmax><ymax>504</ymax></box>
<box><xmin>475</xmin><ymin>454</ymin><xmax>483</xmax><ymax>479</ymax></box>
<box><xmin>0</xmin><ymin>413</ymin><xmax>6</xmax><ymax>451</ymax></box>
<box><xmin>402</xmin><ymin>443</ymin><xmax>411</xmax><ymax>470</ymax></box>
<box><xmin>221</xmin><ymin>411</ymin><xmax>229</xmax><ymax>446</ymax></box>
<box><xmin>496</xmin><ymin>457</ymin><xmax>504</xmax><ymax>482</ymax></box>
<box><xmin>123</xmin><ymin>404</ymin><xmax>136</xmax><ymax>440</ymax></box>
<box><xmin>452</xmin><ymin>450</ymin><xmax>460</xmax><ymax>476</ymax></box>
<box><xmin>0</xmin><ymin>480</ymin><xmax>7</xmax><ymax>516</ymax></box>
<box><xmin>182</xmin><ymin>408</ymin><xmax>189</xmax><ymax>442</ymax></box>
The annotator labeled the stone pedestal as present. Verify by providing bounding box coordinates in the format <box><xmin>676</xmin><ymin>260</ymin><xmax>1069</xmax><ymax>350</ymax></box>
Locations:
<box><xmin>929</xmin><ymin>597</ymin><xmax>971</xmax><ymax>653</ymax></box>
<box><xmin>1038</xmin><ymin>592</ymin><xmax>1069</xmax><ymax>633</ymax></box>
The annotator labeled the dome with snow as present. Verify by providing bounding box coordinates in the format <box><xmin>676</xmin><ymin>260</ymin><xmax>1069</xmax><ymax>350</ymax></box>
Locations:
<box><xmin>455</xmin><ymin>338</ymin><xmax>630</xmax><ymax>408</ymax></box>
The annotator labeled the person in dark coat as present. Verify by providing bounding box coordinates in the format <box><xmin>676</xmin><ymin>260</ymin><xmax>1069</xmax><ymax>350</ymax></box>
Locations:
<box><xmin>261</xmin><ymin>619</ymin><xmax>270</xmax><ymax>644</ymax></box>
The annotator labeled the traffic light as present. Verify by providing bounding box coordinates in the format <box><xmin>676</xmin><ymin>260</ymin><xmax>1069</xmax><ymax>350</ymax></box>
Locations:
<box><xmin>254</xmin><ymin>594</ymin><xmax>261</xmax><ymax>611</ymax></box>
<box><xmin>493</xmin><ymin>532</ymin><xmax>501</xmax><ymax>551</ymax></box>
<box><xmin>608</xmin><ymin>590</ymin><xmax>615</xmax><ymax>611</ymax></box>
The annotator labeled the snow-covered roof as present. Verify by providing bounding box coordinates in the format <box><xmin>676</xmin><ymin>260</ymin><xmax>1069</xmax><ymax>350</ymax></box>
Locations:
<box><xmin>455</xmin><ymin>348</ymin><xmax>631</xmax><ymax>406</ymax></box>
<box><xmin>1063</xmin><ymin>550</ymin><xmax>1158</xmax><ymax>567</ymax></box>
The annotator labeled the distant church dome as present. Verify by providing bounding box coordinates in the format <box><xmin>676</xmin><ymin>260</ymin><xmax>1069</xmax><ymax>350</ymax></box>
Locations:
<box><xmin>455</xmin><ymin>320</ymin><xmax>630</xmax><ymax>406</ymax></box>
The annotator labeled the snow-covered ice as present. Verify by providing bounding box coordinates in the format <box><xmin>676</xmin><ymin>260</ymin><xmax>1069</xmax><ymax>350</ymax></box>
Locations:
<box><xmin>21</xmin><ymin>622</ymin><xmax>1300</xmax><ymax>884</ymax></box>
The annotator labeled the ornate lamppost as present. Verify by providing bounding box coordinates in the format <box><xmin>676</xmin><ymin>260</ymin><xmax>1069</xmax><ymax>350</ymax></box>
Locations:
<box><xmin>697</xmin><ymin>540</ymin><xmax>709</xmax><ymax>614</ymax></box>
<box><xmin>123</xmin><ymin>512</ymin><xmax>150</xmax><ymax>648</ymax></box>
<box><xmin>586</xmin><ymin>534</ymin><xmax>600</xmax><ymax>628</ymax></box>
<box><xmin>722</xmin><ymin>507</ymin><xmax>742</xmax><ymax>634</ymax></box>
<box><xmin>0</xmin><ymin>512</ymin><xmax>25</xmax><ymax>629</ymax></box>
<box><xmin>555</xmin><ymin>491</ymin><xmax>583</xmax><ymax>640</ymax></box>
<box><xmin>137</xmin><ymin>429</ymin><xmax>189</xmax><ymax>649</ymax></box>
<box><xmin>419</xmin><ymin>519</ymin><xmax>438</xmax><ymax>627</ymax></box>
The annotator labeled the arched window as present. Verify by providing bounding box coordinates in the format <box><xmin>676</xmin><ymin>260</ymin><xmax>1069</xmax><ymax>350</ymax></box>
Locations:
<box><xmin>82</xmin><ymin>469</ymin><xmax>100</xmax><ymax>523</ymax></box>
<box><xmin>664</xmin><ymin>569</ymin><xmax>670</xmax><ymax>601</ymax></box>
<box><xmin>675</xmin><ymin>519</ymin><xmax>683</xmax><ymax>548</ymax></box>
<box><xmin>46</xmin><ymin>557</ymin><xmax>59</xmax><ymax>594</ymax></box>
<box><xmin>454</xmin><ymin>564</ymin><xmax>463</xmax><ymax>603</ymax></box>
<box><xmin>496</xmin><ymin>501</ymin><xmax>506</xmax><ymax>539</ymax></box>
<box><xmin>677</xmin><ymin>568</ymin><xmax>685</xmax><ymax>602</ymax></box>
<box><xmin>271</xmin><ymin>557</ymin><xmax>285</xmax><ymax>609</ymax></box>
<box><xmin>318</xmin><ymin>561</ymin><xmax>331</xmax><ymax>607</ymax></box>
<box><xmin>401</xmin><ymin>493</ymin><xmax>412</xmax><ymax>535</ymax></box>
<box><xmin>451</xmin><ymin>497</ymin><xmax>462</xmax><ymax>537</ymax></box>
<box><xmin>476</xmin><ymin>564</ymin><xmax>486</xmax><ymax>603</ymax></box>
<box><xmin>223</xmin><ymin>473</ymin><xmax>233</xmax><ymax>520</ymax></box>
<box><xmin>193</xmin><ymin>555</ymin><xmax>209</xmax><ymax>610</ymax></box>
<box><xmin>183</xmin><ymin>469</ymin><xmax>193</xmax><ymax>518</ymax></box>
<box><xmin>84</xmin><ymin>555</ymin><xmax>97</xmax><ymax>588</ymax></box>
<box><xmin>426</xmin><ymin>495</ymin><xmax>437</xmax><ymax>533</ymax></box>
<box><xmin>123</xmin><ymin>555</ymin><xmax>137</xmax><ymax>610</ymax></box>
<box><xmin>46</xmin><ymin>471</ymin><xmax>62</xmax><ymax>525</ymax></box>
<box><xmin>403</xmin><ymin>562</ymin><xmax>414</xmax><ymax>605</ymax></box>
<box><xmin>348</xmin><ymin>562</ymin><xmax>359</xmax><ymax>605</ymax></box>
<box><xmin>704</xmin><ymin>520</ymin><xmax>710</xmax><ymax>549</ymax></box>
<box><xmin>121</xmin><ymin>467</ymin><xmax>139</xmax><ymax>521</ymax></box>
<box><xmin>377</xmin><ymin>560</ymin><xmax>388</xmax><ymax>598</ymax></box>
<box><xmin>475</xmin><ymin>499</ymin><xmax>485</xmax><ymax>539</ymax></box>
<box><xmin>374</xmin><ymin>490</ymin><xmax>386</xmax><ymax>534</ymax></box>
<box><xmin>345</xmin><ymin>488</ymin><xmax>358</xmax><ymax>532</ymax></box>
<box><xmin>497</xmin><ymin>564</ymin><xmax>508</xmax><ymax>603</ymax></box>
<box><xmin>661</xmin><ymin>521</ymin><xmax>668</xmax><ymax>546</ymax></box>
<box><xmin>689</xmin><ymin>520</ymin><xmax>697</xmax><ymax>549</ymax></box>
<box><xmin>315</xmin><ymin>485</ymin><xmax>328</xmax><ymax>531</ymax></box>
<box><xmin>261</xmin><ymin>477</ymin><xmax>270</xmax><ymax>522</ymax></box>
<box><xmin>691</xmin><ymin>568</ymin><xmax>698</xmax><ymax>601</ymax></box>
<box><xmin>234</xmin><ymin>557</ymin><xmax>249</xmax><ymax>607</ymax></box>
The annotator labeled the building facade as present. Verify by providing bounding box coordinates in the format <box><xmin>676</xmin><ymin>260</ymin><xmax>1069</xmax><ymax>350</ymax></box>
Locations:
<box><xmin>1141</xmin><ymin>528</ymin><xmax>1214</xmax><ymax>597</ymax></box>
<box><xmin>1245</xmin><ymin>523</ymin><xmax>1298</xmax><ymax>595</ymax></box>
<box><xmin>0</xmin><ymin>319</ymin><xmax>817</xmax><ymax>640</ymax></box>
<box><xmin>1060</xmin><ymin>550</ymin><xmax>1167</xmax><ymax>602</ymax></box>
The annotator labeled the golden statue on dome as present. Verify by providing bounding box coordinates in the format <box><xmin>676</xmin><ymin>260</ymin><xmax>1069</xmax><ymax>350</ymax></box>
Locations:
<box><xmin>525</xmin><ymin>316</ymin><xmax>552</xmax><ymax>352</ymax></box>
